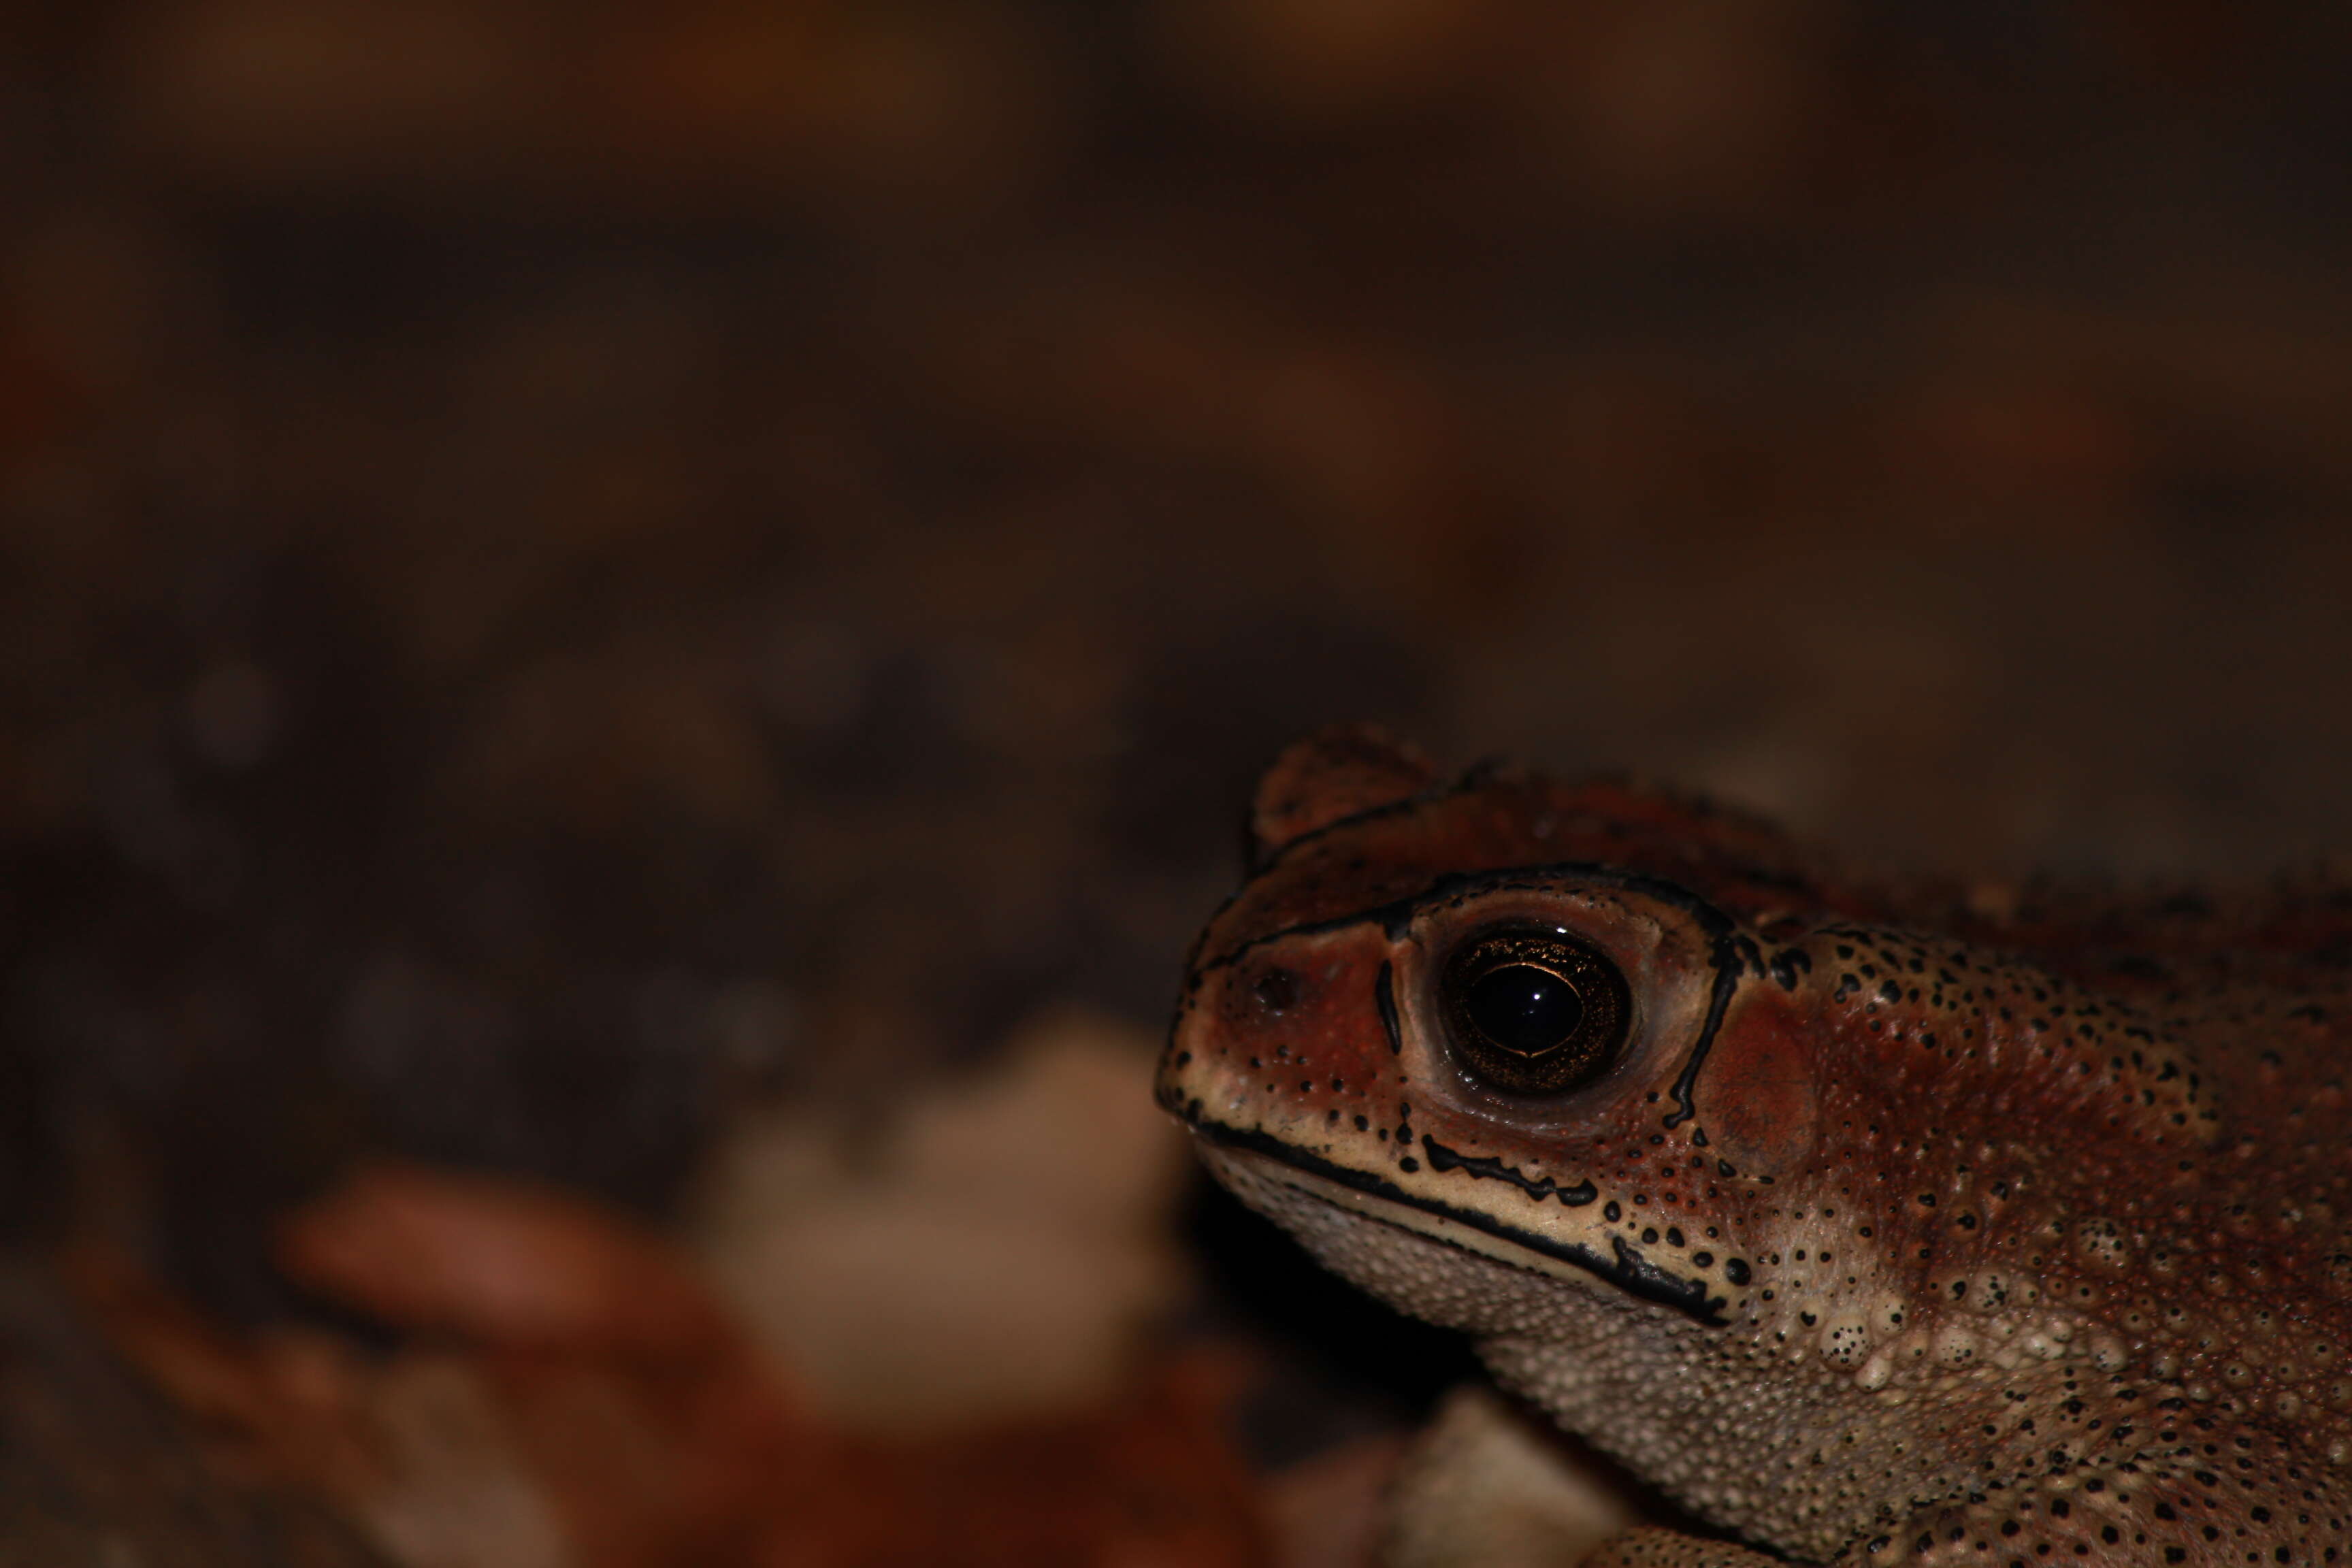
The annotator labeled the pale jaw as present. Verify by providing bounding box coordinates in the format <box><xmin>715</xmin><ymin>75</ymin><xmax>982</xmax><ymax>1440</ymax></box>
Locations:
<box><xmin>1195</xmin><ymin>1141</ymin><xmax>1653</xmax><ymax>1341</ymax></box>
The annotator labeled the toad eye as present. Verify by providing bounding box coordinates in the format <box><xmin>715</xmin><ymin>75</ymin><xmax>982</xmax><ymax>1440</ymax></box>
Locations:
<box><xmin>1439</xmin><ymin>930</ymin><xmax>1631</xmax><ymax>1095</ymax></box>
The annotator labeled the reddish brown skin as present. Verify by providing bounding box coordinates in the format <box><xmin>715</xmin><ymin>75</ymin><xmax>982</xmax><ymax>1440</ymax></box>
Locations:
<box><xmin>1158</xmin><ymin>728</ymin><xmax>2352</xmax><ymax>1568</ymax></box>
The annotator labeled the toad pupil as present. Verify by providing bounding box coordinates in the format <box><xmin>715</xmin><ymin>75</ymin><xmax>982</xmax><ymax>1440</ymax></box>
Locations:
<box><xmin>1440</xmin><ymin>930</ymin><xmax>1629</xmax><ymax>1094</ymax></box>
<box><xmin>1467</xmin><ymin>964</ymin><xmax>1584</xmax><ymax>1058</ymax></box>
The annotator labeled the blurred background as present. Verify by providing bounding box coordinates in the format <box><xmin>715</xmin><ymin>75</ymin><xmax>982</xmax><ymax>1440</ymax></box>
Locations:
<box><xmin>3</xmin><ymin>1</ymin><xmax>2351</xmax><ymax>1563</ymax></box>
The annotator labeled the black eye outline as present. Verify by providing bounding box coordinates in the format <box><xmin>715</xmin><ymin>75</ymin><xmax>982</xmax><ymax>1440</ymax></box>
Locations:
<box><xmin>1438</xmin><ymin>928</ymin><xmax>1632</xmax><ymax>1096</ymax></box>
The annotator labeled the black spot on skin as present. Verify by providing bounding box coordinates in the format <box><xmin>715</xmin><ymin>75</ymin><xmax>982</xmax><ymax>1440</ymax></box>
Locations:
<box><xmin>1769</xmin><ymin>947</ymin><xmax>1813</xmax><ymax>990</ymax></box>
<box><xmin>1723</xmin><ymin>1258</ymin><xmax>1752</xmax><ymax>1286</ymax></box>
<box><xmin>1662</xmin><ymin>909</ymin><xmax>1748</xmax><ymax>1128</ymax></box>
<box><xmin>1422</xmin><ymin>1136</ymin><xmax>1598</xmax><ymax>1205</ymax></box>
<box><xmin>1602</xmin><ymin>1235</ymin><xmax>1723</xmax><ymax>1322</ymax></box>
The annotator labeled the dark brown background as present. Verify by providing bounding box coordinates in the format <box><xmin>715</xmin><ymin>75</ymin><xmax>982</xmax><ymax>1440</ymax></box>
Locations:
<box><xmin>3</xmin><ymin>0</ymin><xmax>2349</xmax><ymax>1377</ymax></box>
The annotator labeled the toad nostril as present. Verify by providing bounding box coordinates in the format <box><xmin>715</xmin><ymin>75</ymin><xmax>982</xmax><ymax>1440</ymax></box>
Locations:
<box><xmin>1252</xmin><ymin>968</ymin><xmax>1298</xmax><ymax>1013</ymax></box>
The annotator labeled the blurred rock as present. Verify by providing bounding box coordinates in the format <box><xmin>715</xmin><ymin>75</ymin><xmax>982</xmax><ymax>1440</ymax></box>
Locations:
<box><xmin>359</xmin><ymin>1356</ymin><xmax>570</xmax><ymax>1568</ymax></box>
<box><xmin>1382</xmin><ymin>1385</ymin><xmax>1637</xmax><ymax>1568</ymax></box>
<box><xmin>693</xmin><ymin>1006</ymin><xmax>1190</xmax><ymax>1433</ymax></box>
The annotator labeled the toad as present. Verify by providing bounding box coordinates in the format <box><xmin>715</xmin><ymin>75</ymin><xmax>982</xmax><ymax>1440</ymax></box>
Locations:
<box><xmin>1158</xmin><ymin>728</ymin><xmax>2352</xmax><ymax>1567</ymax></box>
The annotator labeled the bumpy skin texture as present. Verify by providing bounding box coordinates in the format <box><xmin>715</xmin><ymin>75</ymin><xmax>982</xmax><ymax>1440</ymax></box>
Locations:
<box><xmin>1158</xmin><ymin>728</ymin><xmax>2352</xmax><ymax>1568</ymax></box>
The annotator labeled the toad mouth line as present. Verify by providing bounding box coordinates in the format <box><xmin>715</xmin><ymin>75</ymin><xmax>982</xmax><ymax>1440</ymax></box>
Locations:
<box><xmin>1188</xmin><ymin>1116</ymin><xmax>1730</xmax><ymax>1326</ymax></box>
